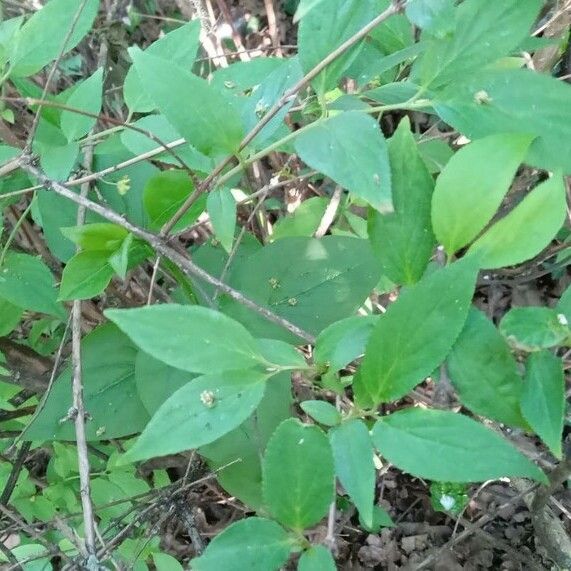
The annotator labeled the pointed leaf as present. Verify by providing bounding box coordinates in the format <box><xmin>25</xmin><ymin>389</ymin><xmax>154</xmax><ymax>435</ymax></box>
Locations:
<box><xmin>60</xmin><ymin>68</ymin><xmax>103</xmax><ymax>141</ymax></box>
<box><xmin>521</xmin><ymin>351</ymin><xmax>565</xmax><ymax>458</ymax></box>
<box><xmin>431</xmin><ymin>134</ymin><xmax>533</xmax><ymax>255</ymax></box>
<box><xmin>447</xmin><ymin>309</ymin><xmax>526</xmax><ymax>428</ymax></box>
<box><xmin>131</xmin><ymin>51</ymin><xmax>244</xmax><ymax>156</ymax></box>
<box><xmin>468</xmin><ymin>176</ymin><xmax>566</xmax><ymax>269</ymax></box>
<box><xmin>369</xmin><ymin>117</ymin><xmax>435</xmax><ymax>284</ymax></box>
<box><xmin>122</xmin><ymin>370</ymin><xmax>267</xmax><ymax>463</ymax></box>
<box><xmin>372</xmin><ymin>408</ymin><xmax>547</xmax><ymax>483</ymax></box>
<box><xmin>104</xmin><ymin>305</ymin><xmax>266</xmax><ymax>374</ymax></box>
<box><xmin>191</xmin><ymin>518</ymin><xmax>292</xmax><ymax>571</ymax></box>
<box><xmin>263</xmin><ymin>419</ymin><xmax>334</xmax><ymax>531</ymax></box>
<box><xmin>295</xmin><ymin>112</ymin><xmax>392</xmax><ymax>213</ymax></box>
<box><xmin>354</xmin><ymin>258</ymin><xmax>478</xmax><ymax>407</ymax></box>
<box><xmin>207</xmin><ymin>188</ymin><xmax>236</xmax><ymax>254</ymax></box>
<box><xmin>330</xmin><ymin>420</ymin><xmax>376</xmax><ymax>527</ymax></box>
<box><xmin>301</xmin><ymin>401</ymin><xmax>341</xmax><ymax>426</ymax></box>
<box><xmin>59</xmin><ymin>250</ymin><xmax>114</xmax><ymax>301</ymax></box>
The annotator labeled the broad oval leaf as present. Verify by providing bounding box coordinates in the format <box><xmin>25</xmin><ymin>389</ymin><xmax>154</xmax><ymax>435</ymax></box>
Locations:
<box><xmin>330</xmin><ymin>420</ymin><xmax>376</xmax><ymax>527</ymax></box>
<box><xmin>8</xmin><ymin>0</ymin><xmax>99</xmax><ymax>77</ymax></box>
<box><xmin>468</xmin><ymin>176</ymin><xmax>567</xmax><ymax>269</ymax></box>
<box><xmin>295</xmin><ymin>112</ymin><xmax>392</xmax><ymax>213</ymax></box>
<box><xmin>369</xmin><ymin>117</ymin><xmax>435</xmax><ymax>284</ymax></box>
<box><xmin>0</xmin><ymin>252</ymin><xmax>65</xmax><ymax>318</ymax></box>
<box><xmin>499</xmin><ymin>307</ymin><xmax>570</xmax><ymax>352</ymax></box>
<box><xmin>431</xmin><ymin>133</ymin><xmax>533</xmax><ymax>255</ymax></box>
<box><xmin>354</xmin><ymin>258</ymin><xmax>478</xmax><ymax>407</ymax></box>
<box><xmin>263</xmin><ymin>419</ymin><xmax>334</xmax><ymax>531</ymax></box>
<box><xmin>521</xmin><ymin>351</ymin><xmax>565</xmax><ymax>458</ymax></box>
<box><xmin>104</xmin><ymin>305</ymin><xmax>266</xmax><ymax>374</ymax></box>
<box><xmin>372</xmin><ymin>408</ymin><xmax>547</xmax><ymax>483</ymax></box>
<box><xmin>221</xmin><ymin>236</ymin><xmax>381</xmax><ymax>342</ymax></box>
<box><xmin>58</xmin><ymin>250</ymin><xmax>114</xmax><ymax>301</ymax></box>
<box><xmin>131</xmin><ymin>51</ymin><xmax>245</xmax><ymax>156</ymax></box>
<box><xmin>447</xmin><ymin>308</ymin><xmax>526</xmax><ymax>428</ymax></box>
<box><xmin>298</xmin><ymin>546</ymin><xmax>336</xmax><ymax>571</ymax></box>
<box><xmin>300</xmin><ymin>400</ymin><xmax>341</xmax><ymax>426</ymax></box>
<box><xmin>60</xmin><ymin>68</ymin><xmax>103</xmax><ymax>142</ymax></box>
<box><xmin>191</xmin><ymin>517</ymin><xmax>292</xmax><ymax>571</ymax></box>
<box><xmin>121</xmin><ymin>370</ymin><xmax>268</xmax><ymax>463</ymax></box>
<box><xmin>25</xmin><ymin>324</ymin><xmax>148</xmax><ymax>441</ymax></box>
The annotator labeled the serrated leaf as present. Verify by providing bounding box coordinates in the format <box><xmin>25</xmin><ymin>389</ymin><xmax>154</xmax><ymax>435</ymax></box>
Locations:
<box><xmin>500</xmin><ymin>307</ymin><xmax>569</xmax><ymax>351</ymax></box>
<box><xmin>413</xmin><ymin>0</ymin><xmax>541</xmax><ymax>88</ymax></box>
<box><xmin>8</xmin><ymin>0</ymin><xmax>99</xmax><ymax>77</ymax></box>
<box><xmin>105</xmin><ymin>305</ymin><xmax>267</xmax><ymax>374</ymax></box>
<box><xmin>131</xmin><ymin>51</ymin><xmax>244</xmax><ymax>156</ymax></box>
<box><xmin>314</xmin><ymin>315</ymin><xmax>378</xmax><ymax>372</ymax></box>
<box><xmin>207</xmin><ymin>188</ymin><xmax>236</xmax><ymax>253</ymax></box>
<box><xmin>354</xmin><ymin>258</ymin><xmax>478</xmax><ymax>407</ymax></box>
<box><xmin>295</xmin><ymin>112</ymin><xmax>392</xmax><ymax>213</ymax></box>
<box><xmin>372</xmin><ymin>408</ymin><xmax>547</xmax><ymax>483</ymax></box>
<box><xmin>330</xmin><ymin>420</ymin><xmax>375</xmax><ymax>527</ymax></box>
<box><xmin>263</xmin><ymin>419</ymin><xmax>334</xmax><ymax>531</ymax></box>
<box><xmin>435</xmin><ymin>69</ymin><xmax>571</xmax><ymax>174</ymax></box>
<box><xmin>431</xmin><ymin>134</ymin><xmax>533</xmax><ymax>255</ymax></box>
<box><xmin>191</xmin><ymin>518</ymin><xmax>292</xmax><ymax>571</ymax></box>
<box><xmin>468</xmin><ymin>176</ymin><xmax>566</xmax><ymax>269</ymax></box>
<box><xmin>447</xmin><ymin>308</ymin><xmax>526</xmax><ymax>428</ymax></box>
<box><xmin>143</xmin><ymin>170</ymin><xmax>203</xmax><ymax>232</ymax></box>
<box><xmin>0</xmin><ymin>252</ymin><xmax>65</xmax><ymax>318</ymax></box>
<box><xmin>298</xmin><ymin>0</ymin><xmax>377</xmax><ymax>94</ymax></box>
<box><xmin>60</xmin><ymin>68</ymin><xmax>103</xmax><ymax>142</ymax></box>
<box><xmin>58</xmin><ymin>250</ymin><xmax>114</xmax><ymax>301</ymax></box>
<box><xmin>369</xmin><ymin>117</ymin><xmax>435</xmax><ymax>284</ymax></box>
<box><xmin>124</xmin><ymin>21</ymin><xmax>201</xmax><ymax>113</ymax></box>
<box><xmin>521</xmin><ymin>351</ymin><xmax>565</xmax><ymax>458</ymax></box>
<box><xmin>122</xmin><ymin>370</ymin><xmax>267</xmax><ymax>463</ymax></box>
<box><xmin>300</xmin><ymin>401</ymin><xmax>341</xmax><ymax>426</ymax></box>
<box><xmin>298</xmin><ymin>546</ymin><xmax>336</xmax><ymax>571</ymax></box>
<box><xmin>221</xmin><ymin>236</ymin><xmax>381</xmax><ymax>343</ymax></box>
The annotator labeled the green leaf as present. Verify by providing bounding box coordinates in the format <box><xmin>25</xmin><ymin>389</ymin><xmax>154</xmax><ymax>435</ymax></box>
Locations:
<box><xmin>60</xmin><ymin>68</ymin><xmax>103</xmax><ymax>141</ymax></box>
<box><xmin>431</xmin><ymin>134</ymin><xmax>533</xmax><ymax>255</ymax></box>
<box><xmin>468</xmin><ymin>176</ymin><xmax>567</xmax><ymax>269</ymax></box>
<box><xmin>558</xmin><ymin>285</ymin><xmax>571</xmax><ymax>324</ymax></box>
<box><xmin>191</xmin><ymin>517</ymin><xmax>292</xmax><ymax>571</ymax></box>
<box><xmin>405</xmin><ymin>0</ymin><xmax>455</xmax><ymax>33</ymax></box>
<box><xmin>500</xmin><ymin>307</ymin><xmax>569</xmax><ymax>351</ymax></box>
<box><xmin>272</xmin><ymin>197</ymin><xmax>329</xmax><ymax>241</ymax></box>
<box><xmin>207</xmin><ymin>188</ymin><xmax>236</xmax><ymax>254</ymax></box>
<box><xmin>199</xmin><ymin>372</ymin><xmax>292</xmax><ymax>509</ymax></box>
<box><xmin>447</xmin><ymin>308</ymin><xmax>526</xmax><ymax>428</ymax></box>
<box><xmin>8</xmin><ymin>0</ymin><xmax>99</xmax><ymax>77</ymax></box>
<box><xmin>330</xmin><ymin>420</ymin><xmax>375</xmax><ymax>527</ymax></box>
<box><xmin>143</xmin><ymin>170</ymin><xmax>203</xmax><ymax>232</ymax></box>
<box><xmin>61</xmin><ymin>223</ymin><xmax>128</xmax><ymax>252</ymax></box>
<box><xmin>263</xmin><ymin>419</ymin><xmax>334</xmax><ymax>531</ymax></box>
<box><xmin>369</xmin><ymin>117</ymin><xmax>435</xmax><ymax>284</ymax></box>
<box><xmin>293</xmin><ymin>0</ymin><xmax>327</xmax><ymax>23</ymax></box>
<box><xmin>124</xmin><ymin>20</ymin><xmax>201</xmax><ymax>113</ymax></box>
<box><xmin>372</xmin><ymin>408</ymin><xmax>547</xmax><ymax>483</ymax></box>
<box><xmin>435</xmin><ymin>69</ymin><xmax>571</xmax><ymax>174</ymax></box>
<box><xmin>122</xmin><ymin>370</ymin><xmax>267</xmax><ymax>463</ymax></box>
<box><xmin>58</xmin><ymin>250</ymin><xmax>114</xmax><ymax>301</ymax></box>
<box><xmin>412</xmin><ymin>0</ymin><xmax>541</xmax><ymax>88</ymax></box>
<box><xmin>221</xmin><ymin>236</ymin><xmax>381</xmax><ymax>342</ymax></box>
<box><xmin>38</xmin><ymin>138</ymin><xmax>79</xmax><ymax>181</ymax></box>
<box><xmin>0</xmin><ymin>298</ymin><xmax>23</xmax><ymax>335</ymax></box>
<box><xmin>300</xmin><ymin>401</ymin><xmax>341</xmax><ymax>426</ymax></box>
<box><xmin>0</xmin><ymin>252</ymin><xmax>65</xmax><ymax>318</ymax></box>
<box><xmin>354</xmin><ymin>258</ymin><xmax>478</xmax><ymax>407</ymax></box>
<box><xmin>135</xmin><ymin>351</ymin><xmax>194</xmax><ymax>415</ymax></box>
<box><xmin>104</xmin><ymin>305</ymin><xmax>266</xmax><ymax>374</ymax></box>
<box><xmin>295</xmin><ymin>112</ymin><xmax>392</xmax><ymax>213</ymax></box>
<box><xmin>298</xmin><ymin>0</ymin><xmax>377</xmax><ymax>94</ymax></box>
<box><xmin>314</xmin><ymin>315</ymin><xmax>378</xmax><ymax>372</ymax></box>
<box><xmin>521</xmin><ymin>351</ymin><xmax>565</xmax><ymax>458</ymax></box>
<box><xmin>256</xmin><ymin>339</ymin><xmax>307</xmax><ymax>370</ymax></box>
<box><xmin>359</xmin><ymin>505</ymin><xmax>395</xmax><ymax>532</ymax></box>
<box><xmin>298</xmin><ymin>546</ymin><xmax>336</xmax><ymax>571</ymax></box>
<box><xmin>131</xmin><ymin>51</ymin><xmax>245</xmax><ymax>156</ymax></box>
<box><xmin>153</xmin><ymin>553</ymin><xmax>183</xmax><ymax>571</ymax></box>
<box><xmin>25</xmin><ymin>324</ymin><xmax>148</xmax><ymax>440</ymax></box>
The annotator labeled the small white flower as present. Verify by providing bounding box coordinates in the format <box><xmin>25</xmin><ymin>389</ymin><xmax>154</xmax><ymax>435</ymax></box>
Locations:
<box><xmin>440</xmin><ymin>494</ymin><xmax>456</xmax><ymax>511</ymax></box>
<box><xmin>557</xmin><ymin>313</ymin><xmax>568</xmax><ymax>326</ymax></box>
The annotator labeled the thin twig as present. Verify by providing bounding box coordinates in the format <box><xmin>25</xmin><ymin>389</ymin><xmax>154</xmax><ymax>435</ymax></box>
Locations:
<box><xmin>314</xmin><ymin>185</ymin><xmax>343</xmax><ymax>238</ymax></box>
